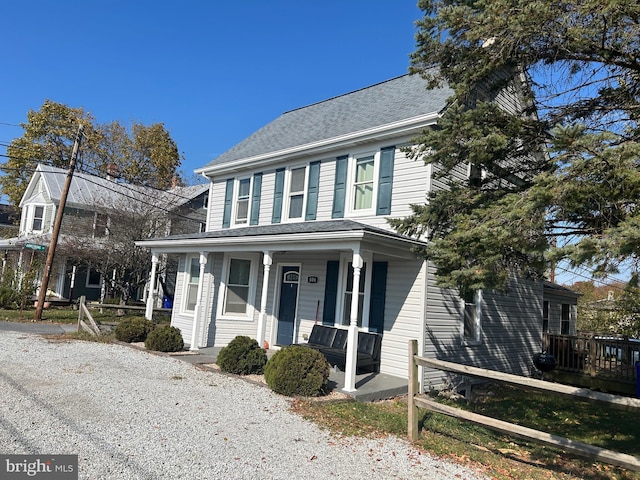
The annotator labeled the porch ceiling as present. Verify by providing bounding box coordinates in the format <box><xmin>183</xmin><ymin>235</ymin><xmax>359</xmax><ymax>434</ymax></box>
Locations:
<box><xmin>136</xmin><ymin>219</ymin><xmax>426</xmax><ymax>259</ymax></box>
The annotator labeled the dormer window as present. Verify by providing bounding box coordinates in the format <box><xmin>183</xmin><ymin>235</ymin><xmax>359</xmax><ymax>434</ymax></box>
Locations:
<box><xmin>32</xmin><ymin>206</ymin><xmax>44</xmax><ymax>232</ymax></box>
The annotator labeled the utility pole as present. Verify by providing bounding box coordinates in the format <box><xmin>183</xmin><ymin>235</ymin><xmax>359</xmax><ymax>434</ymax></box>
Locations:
<box><xmin>34</xmin><ymin>125</ymin><xmax>83</xmax><ymax>321</ymax></box>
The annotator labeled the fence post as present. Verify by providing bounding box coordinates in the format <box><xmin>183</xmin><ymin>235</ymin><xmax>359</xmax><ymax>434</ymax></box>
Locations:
<box><xmin>589</xmin><ymin>336</ymin><xmax>597</xmax><ymax>377</ymax></box>
<box><xmin>77</xmin><ymin>295</ymin><xmax>86</xmax><ymax>332</ymax></box>
<box><xmin>408</xmin><ymin>339</ymin><xmax>419</xmax><ymax>441</ymax></box>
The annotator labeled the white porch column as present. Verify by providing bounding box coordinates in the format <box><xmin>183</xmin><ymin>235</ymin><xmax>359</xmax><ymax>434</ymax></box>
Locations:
<box><xmin>190</xmin><ymin>251</ymin><xmax>208</xmax><ymax>351</ymax></box>
<box><xmin>145</xmin><ymin>252</ymin><xmax>159</xmax><ymax>320</ymax></box>
<box><xmin>344</xmin><ymin>250</ymin><xmax>363</xmax><ymax>393</ymax></box>
<box><xmin>257</xmin><ymin>251</ymin><xmax>272</xmax><ymax>349</ymax></box>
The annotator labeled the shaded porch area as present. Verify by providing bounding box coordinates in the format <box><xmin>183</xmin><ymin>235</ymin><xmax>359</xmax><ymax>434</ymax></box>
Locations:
<box><xmin>173</xmin><ymin>346</ymin><xmax>408</xmax><ymax>402</ymax></box>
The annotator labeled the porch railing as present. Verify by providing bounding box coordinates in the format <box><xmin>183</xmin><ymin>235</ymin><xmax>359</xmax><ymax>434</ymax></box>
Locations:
<box><xmin>544</xmin><ymin>333</ymin><xmax>640</xmax><ymax>383</ymax></box>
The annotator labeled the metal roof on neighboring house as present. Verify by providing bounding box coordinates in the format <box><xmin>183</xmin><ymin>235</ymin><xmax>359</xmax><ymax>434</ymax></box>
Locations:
<box><xmin>199</xmin><ymin>73</ymin><xmax>452</xmax><ymax>170</ymax></box>
<box><xmin>27</xmin><ymin>164</ymin><xmax>206</xmax><ymax>211</ymax></box>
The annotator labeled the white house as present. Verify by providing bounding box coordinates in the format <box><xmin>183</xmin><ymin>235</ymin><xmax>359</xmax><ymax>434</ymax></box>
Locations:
<box><xmin>0</xmin><ymin>164</ymin><xmax>208</xmax><ymax>303</ymax></box>
<box><xmin>137</xmin><ymin>74</ymin><xmax>552</xmax><ymax>394</ymax></box>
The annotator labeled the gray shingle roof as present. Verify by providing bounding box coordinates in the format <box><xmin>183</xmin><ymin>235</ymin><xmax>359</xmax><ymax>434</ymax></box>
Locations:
<box><xmin>153</xmin><ymin>219</ymin><xmax>421</xmax><ymax>243</ymax></box>
<box><xmin>201</xmin><ymin>74</ymin><xmax>452</xmax><ymax>169</ymax></box>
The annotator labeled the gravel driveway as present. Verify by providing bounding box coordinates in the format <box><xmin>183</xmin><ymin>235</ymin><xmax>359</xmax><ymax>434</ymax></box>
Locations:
<box><xmin>0</xmin><ymin>331</ymin><xmax>486</xmax><ymax>479</ymax></box>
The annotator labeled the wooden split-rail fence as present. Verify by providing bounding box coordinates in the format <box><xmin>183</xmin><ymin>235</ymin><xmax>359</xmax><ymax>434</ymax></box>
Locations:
<box><xmin>407</xmin><ymin>339</ymin><xmax>640</xmax><ymax>472</ymax></box>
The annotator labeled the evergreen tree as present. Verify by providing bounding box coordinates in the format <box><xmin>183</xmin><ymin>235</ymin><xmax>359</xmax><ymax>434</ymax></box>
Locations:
<box><xmin>391</xmin><ymin>0</ymin><xmax>640</xmax><ymax>292</ymax></box>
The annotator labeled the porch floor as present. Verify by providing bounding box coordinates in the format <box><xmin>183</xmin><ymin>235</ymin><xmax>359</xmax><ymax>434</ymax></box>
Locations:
<box><xmin>176</xmin><ymin>346</ymin><xmax>408</xmax><ymax>402</ymax></box>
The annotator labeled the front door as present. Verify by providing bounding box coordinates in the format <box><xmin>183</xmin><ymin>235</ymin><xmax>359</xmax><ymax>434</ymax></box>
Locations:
<box><xmin>276</xmin><ymin>266</ymin><xmax>300</xmax><ymax>346</ymax></box>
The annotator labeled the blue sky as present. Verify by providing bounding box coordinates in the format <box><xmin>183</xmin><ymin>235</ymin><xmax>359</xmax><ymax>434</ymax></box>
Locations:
<box><xmin>0</xmin><ymin>1</ymin><xmax>422</xmax><ymax>182</ymax></box>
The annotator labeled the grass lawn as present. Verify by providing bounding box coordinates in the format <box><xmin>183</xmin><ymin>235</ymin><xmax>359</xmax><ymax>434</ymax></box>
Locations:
<box><xmin>2</xmin><ymin>306</ymin><xmax>638</xmax><ymax>479</ymax></box>
<box><xmin>293</xmin><ymin>384</ymin><xmax>640</xmax><ymax>480</ymax></box>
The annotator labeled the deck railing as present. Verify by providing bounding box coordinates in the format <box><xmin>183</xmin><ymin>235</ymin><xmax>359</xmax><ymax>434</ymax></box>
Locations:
<box><xmin>544</xmin><ymin>333</ymin><xmax>640</xmax><ymax>383</ymax></box>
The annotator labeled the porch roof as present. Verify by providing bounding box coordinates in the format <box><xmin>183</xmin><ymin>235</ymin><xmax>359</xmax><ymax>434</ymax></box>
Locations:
<box><xmin>136</xmin><ymin>219</ymin><xmax>426</xmax><ymax>258</ymax></box>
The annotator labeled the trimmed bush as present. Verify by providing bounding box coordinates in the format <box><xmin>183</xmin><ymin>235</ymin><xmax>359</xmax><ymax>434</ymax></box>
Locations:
<box><xmin>216</xmin><ymin>335</ymin><xmax>267</xmax><ymax>375</ymax></box>
<box><xmin>0</xmin><ymin>287</ymin><xmax>19</xmax><ymax>309</ymax></box>
<box><xmin>114</xmin><ymin>317</ymin><xmax>154</xmax><ymax>343</ymax></box>
<box><xmin>145</xmin><ymin>325</ymin><xmax>184</xmax><ymax>352</ymax></box>
<box><xmin>264</xmin><ymin>345</ymin><xmax>330</xmax><ymax>397</ymax></box>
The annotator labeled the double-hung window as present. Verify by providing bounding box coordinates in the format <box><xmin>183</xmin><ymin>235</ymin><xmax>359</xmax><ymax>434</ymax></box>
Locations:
<box><xmin>235</xmin><ymin>178</ymin><xmax>251</xmax><ymax>225</ymax></box>
<box><xmin>461</xmin><ymin>290</ymin><xmax>482</xmax><ymax>344</ymax></box>
<box><xmin>353</xmin><ymin>155</ymin><xmax>375</xmax><ymax>211</ymax></box>
<box><xmin>93</xmin><ymin>212</ymin><xmax>109</xmax><ymax>238</ymax></box>
<box><xmin>217</xmin><ymin>254</ymin><xmax>258</xmax><ymax>320</ymax></box>
<box><xmin>287</xmin><ymin>167</ymin><xmax>306</xmax><ymax>220</ymax></box>
<box><xmin>184</xmin><ymin>256</ymin><xmax>200</xmax><ymax>312</ymax></box>
<box><xmin>32</xmin><ymin>205</ymin><xmax>44</xmax><ymax>232</ymax></box>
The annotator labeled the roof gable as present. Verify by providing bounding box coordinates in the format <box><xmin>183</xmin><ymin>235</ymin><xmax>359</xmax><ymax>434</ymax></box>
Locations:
<box><xmin>199</xmin><ymin>74</ymin><xmax>452</xmax><ymax>171</ymax></box>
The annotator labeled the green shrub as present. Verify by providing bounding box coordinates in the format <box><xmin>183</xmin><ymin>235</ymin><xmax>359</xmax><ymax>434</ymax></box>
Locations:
<box><xmin>0</xmin><ymin>286</ymin><xmax>19</xmax><ymax>309</ymax></box>
<box><xmin>114</xmin><ymin>317</ymin><xmax>154</xmax><ymax>343</ymax></box>
<box><xmin>145</xmin><ymin>325</ymin><xmax>184</xmax><ymax>352</ymax></box>
<box><xmin>264</xmin><ymin>345</ymin><xmax>330</xmax><ymax>397</ymax></box>
<box><xmin>216</xmin><ymin>335</ymin><xmax>267</xmax><ymax>375</ymax></box>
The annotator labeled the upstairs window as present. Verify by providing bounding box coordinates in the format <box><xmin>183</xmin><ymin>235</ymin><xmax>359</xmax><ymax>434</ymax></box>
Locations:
<box><xmin>235</xmin><ymin>178</ymin><xmax>251</xmax><ymax>225</ymax></box>
<box><xmin>32</xmin><ymin>205</ymin><xmax>44</xmax><ymax>231</ymax></box>
<box><xmin>93</xmin><ymin>213</ymin><xmax>109</xmax><ymax>238</ymax></box>
<box><xmin>287</xmin><ymin>167</ymin><xmax>306</xmax><ymax>219</ymax></box>
<box><xmin>353</xmin><ymin>155</ymin><xmax>375</xmax><ymax>211</ymax></box>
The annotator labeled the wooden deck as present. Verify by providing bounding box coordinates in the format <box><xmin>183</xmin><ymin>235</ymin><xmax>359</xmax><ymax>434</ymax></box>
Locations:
<box><xmin>544</xmin><ymin>333</ymin><xmax>640</xmax><ymax>395</ymax></box>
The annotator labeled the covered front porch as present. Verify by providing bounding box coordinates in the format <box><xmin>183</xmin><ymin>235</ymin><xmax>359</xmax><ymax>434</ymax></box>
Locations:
<box><xmin>136</xmin><ymin>219</ymin><xmax>426</xmax><ymax>394</ymax></box>
<box><xmin>174</xmin><ymin>345</ymin><xmax>408</xmax><ymax>401</ymax></box>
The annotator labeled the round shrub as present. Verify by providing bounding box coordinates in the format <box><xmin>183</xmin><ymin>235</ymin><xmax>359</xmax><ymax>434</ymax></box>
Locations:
<box><xmin>264</xmin><ymin>345</ymin><xmax>330</xmax><ymax>397</ymax></box>
<box><xmin>216</xmin><ymin>335</ymin><xmax>267</xmax><ymax>375</ymax></box>
<box><xmin>114</xmin><ymin>317</ymin><xmax>154</xmax><ymax>343</ymax></box>
<box><xmin>145</xmin><ymin>325</ymin><xmax>184</xmax><ymax>352</ymax></box>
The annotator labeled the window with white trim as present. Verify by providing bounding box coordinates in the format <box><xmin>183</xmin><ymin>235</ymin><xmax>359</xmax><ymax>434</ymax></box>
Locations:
<box><xmin>93</xmin><ymin>212</ymin><xmax>109</xmax><ymax>238</ymax></box>
<box><xmin>461</xmin><ymin>290</ymin><xmax>482</xmax><ymax>344</ymax></box>
<box><xmin>183</xmin><ymin>256</ymin><xmax>200</xmax><ymax>312</ymax></box>
<box><xmin>352</xmin><ymin>154</ymin><xmax>375</xmax><ymax>211</ymax></box>
<box><xmin>286</xmin><ymin>166</ymin><xmax>307</xmax><ymax>220</ymax></box>
<box><xmin>32</xmin><ymin>205</ymin><xmax>44</xmax><ymax>232</ymax></box>
<box><xmin>217</xmin><ymin>254</ymin><xmax>258</xmax><ymax>320</ymax></box>
<box><xmin>234</xmin><ymin>178</ymin><xmax>251</xmax><ymax>225</ymax></box>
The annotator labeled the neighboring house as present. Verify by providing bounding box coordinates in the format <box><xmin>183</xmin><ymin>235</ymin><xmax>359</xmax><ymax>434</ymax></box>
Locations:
<box><xmin>0</xmin><ymin>164</ymin><xmax>208</xmax><ymax>302</ymax></box>
<box><xmin>137</xmin><ymin>74</ymin><xmax>547</xmax><ymax>394</ymax></box>
<box><xmin>542</xmin><ymin>281</ymin><xmax>579</xmax><ymax>337</ymax></box>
